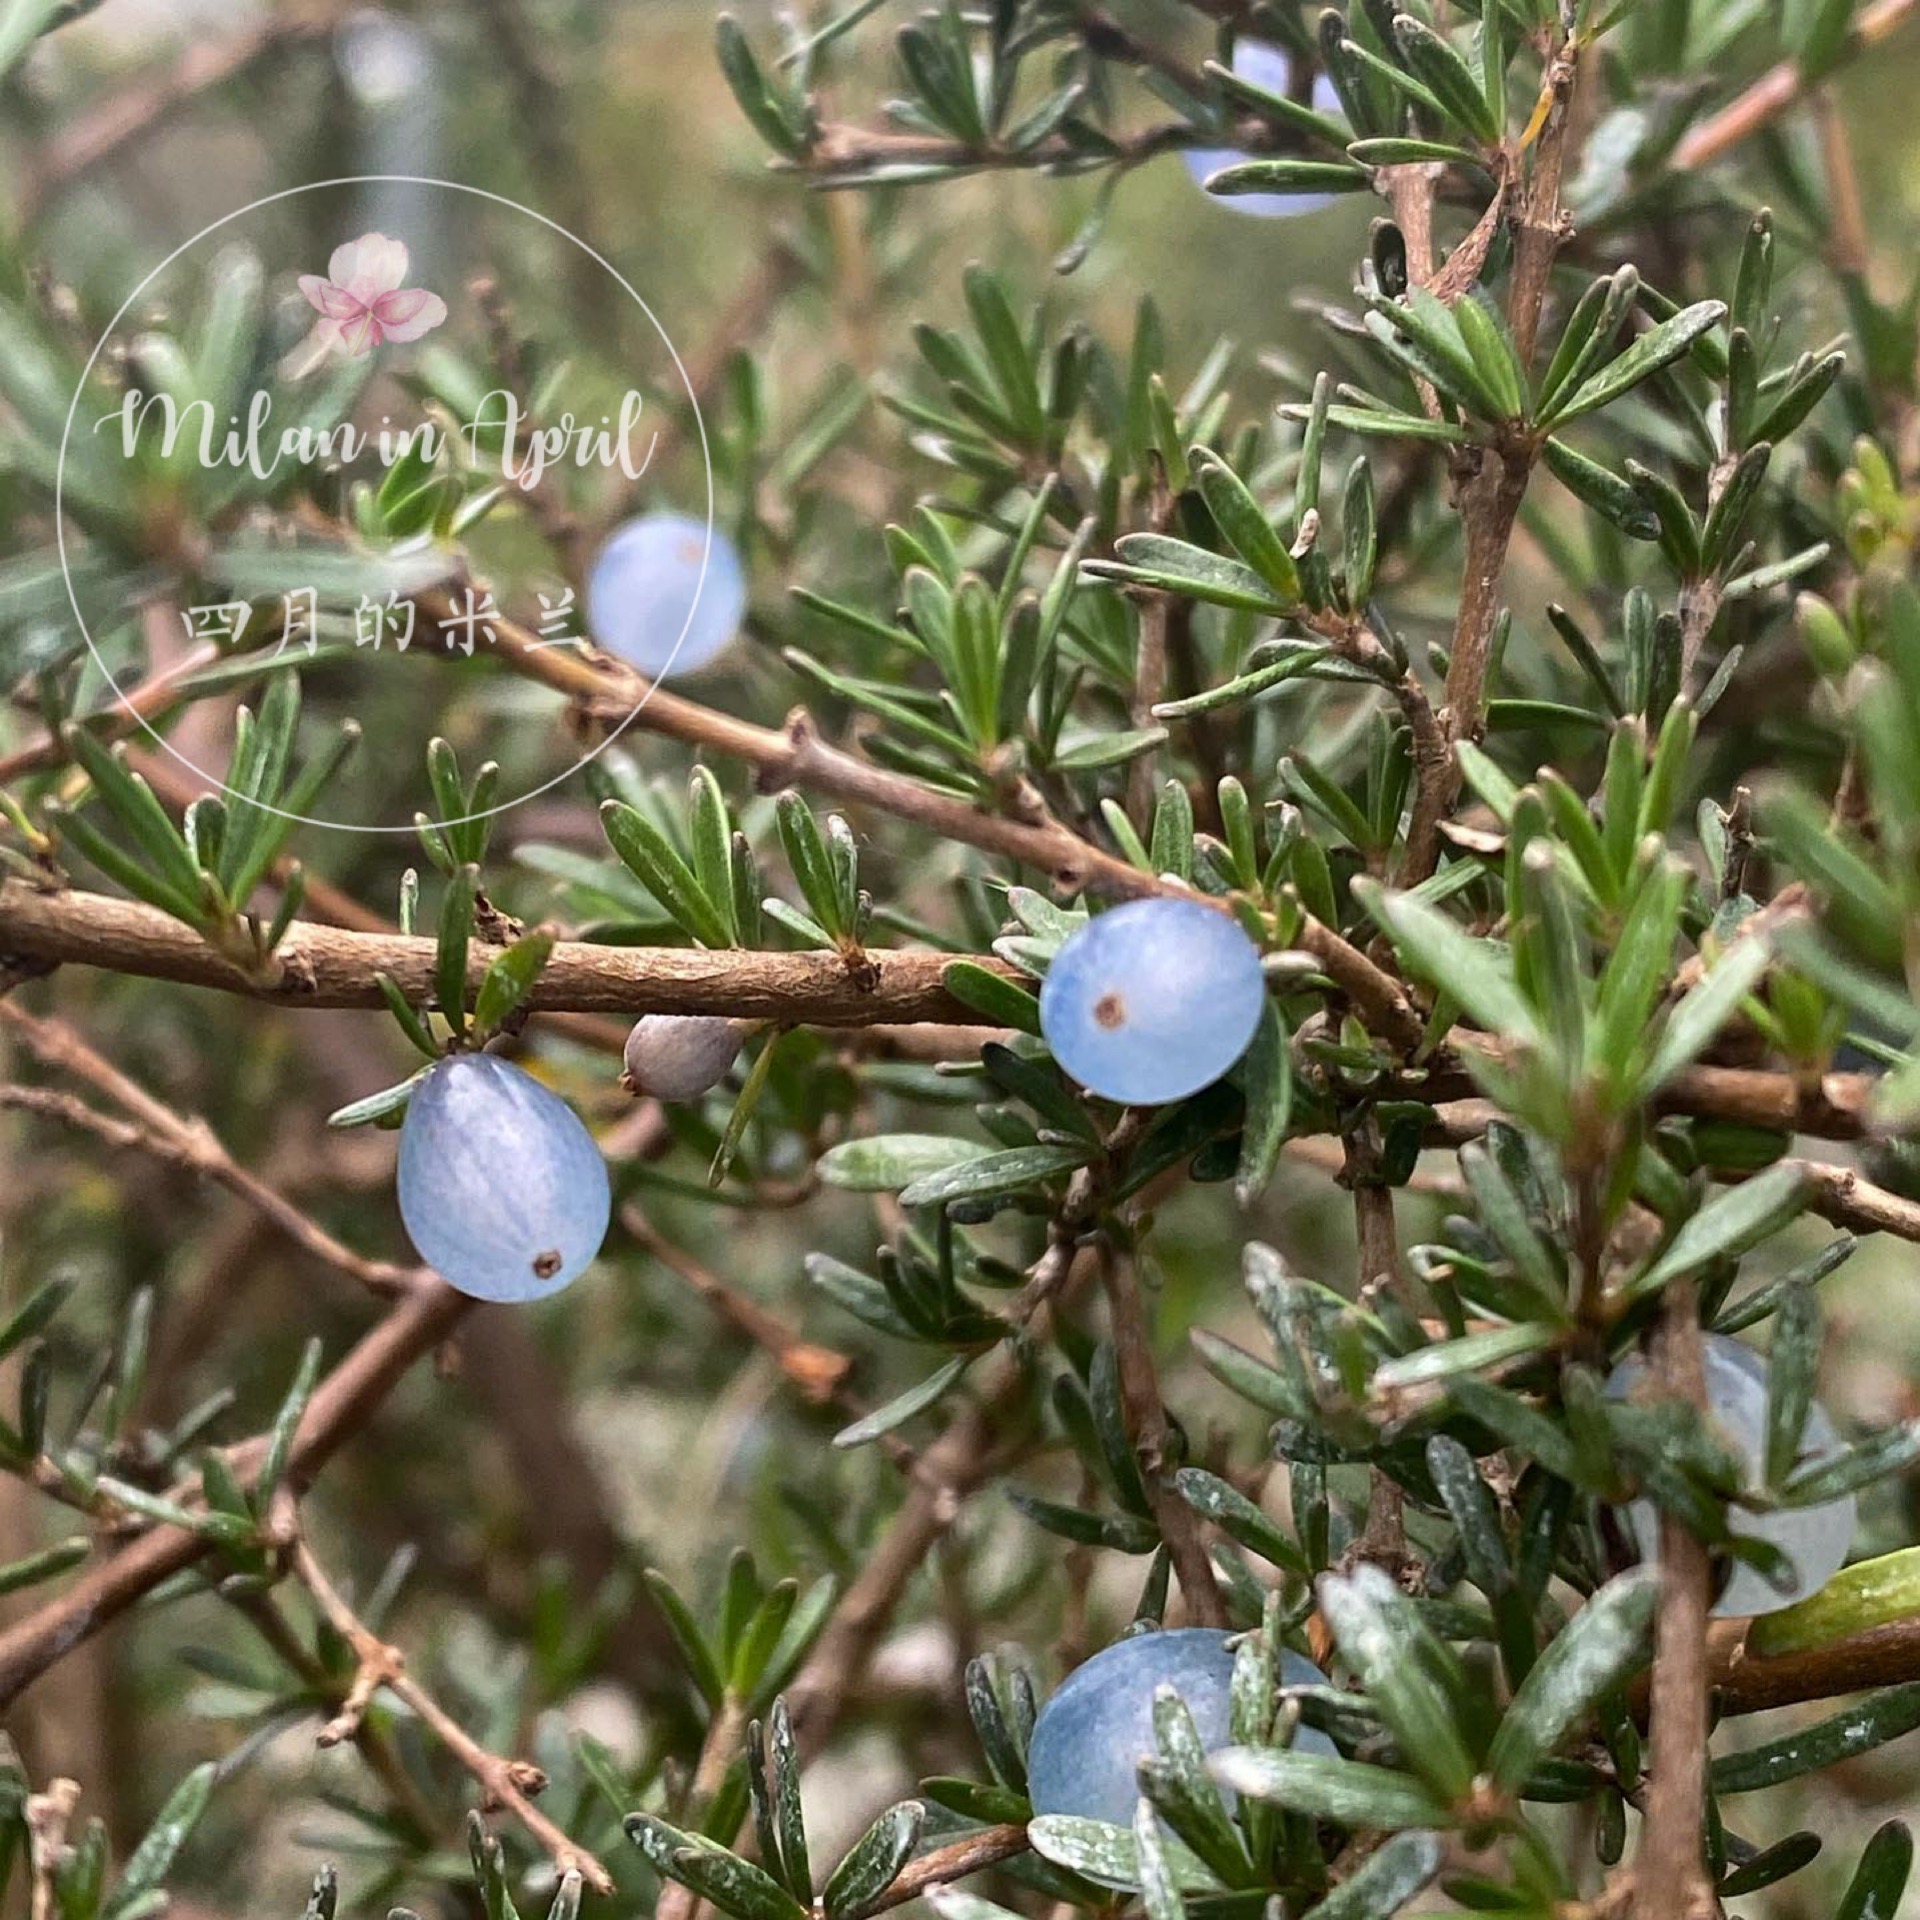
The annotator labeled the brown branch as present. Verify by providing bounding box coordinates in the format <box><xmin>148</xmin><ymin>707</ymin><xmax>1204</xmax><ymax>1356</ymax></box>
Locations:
<box><xmin>1099</xmin><ymin>1240</ymin><xmax>1228</xmax><ymax>1626</ymax></box>
<box><xmin>1670</xmin><ymin>0</ymin><xmax>1920</xmax><ymax>171</ymax></box>
<box><xmin>0</xmin><ymin>640</ymin><xmax>219</xmax><ymax>785</ymax></box>
<box><xmin>1399</xmin><ymin>38</ymin><xmax>1580</xmax><ymax>887</ymax></box>
<box><xmin>623</xmin><ymin>1207</ymin><xmax>854</xmax><ymax>1406</ymax></box>
<box><xmin>0</xmin><ymin>881</ymin><xmax>1016</xmax><ymax>1023</ymax></box>
<box><xmin>0</xmin><ymin>1273</ymin><xmax>471</xmax><ymax>1712</ymax></box>
<box><xmin>1292</xmin><ymin>904</ymin><xmax>1426</xmax><ymax>1050</ymax></box>
<box><xmin>1381</xmin><ymin>165</ymin><xmax>1443</xmax><ymax>419</ymax></box>
<box><xmin>1410</xmin><ymin>1046</ymin><xmax>1878</xmax><ymax>1143</ymax></box>
<box><xmin>1630</xmin><ymin>1283</ymin><xmax>1715</xmax><ymax>1920</ymax></box>
<box><xmin>1707</xmin><ymin>1613</ymin><xmax>1920</xmax><ymax>1713</ymax></box>
<box><xmin>281</xmin><ymin>1504</ymin><xmax>612</xmax><ymax>1895</ymax></box>
<box><xmin>18</xmin><ymin>9</ymin><xmax>340</xmax><ymax>223</ymax></box>
<box><xmin>0</xmin><ymin>1000</ymin><xmax>413</xmax><ymax>1295</ymax></box>
<box><xmin>1788</xmin><ymin>1158</ymin><xmax>1920</xmax><ymax>1243</ymax></box>
<box><xmin>467</xmin><ymin>597</ymin><xmax>1166</xmax><ymax>900</ymax></box>
<box><xmin>1815</xmin><ymin>94</ymin><xmax>1872</xmax><ymax>281</ymax></box>
<box><xmin>8</xmin><ymin>888</ymin><xmax>1894</xmax><ymax>1158</ymax></box>
<box><xmin>867</xmin><ymin>1823</ymin><xmax>1030</xmax><ymax>1913</ymax></box>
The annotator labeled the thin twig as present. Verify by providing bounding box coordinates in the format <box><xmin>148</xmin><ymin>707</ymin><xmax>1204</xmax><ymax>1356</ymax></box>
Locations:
<box><xmin>280</xmin><ymin>1503</ymin><xmax>613</xmax><ymax>1895</ymax></box>
<box><xmin>465</xmin><ymin>595</ymin><xmax>1169</xmax><ymax>900</ymax></box>
<box><xmin>1631</xmin><ymin>1282</ymin><xmax>1715</xmax><ymax>1920</ymax></box>
<box><xmin>19</xmin><ymin>9</ymin><xmax>340</xmax><ymax>222</ymax></box>
<box><xmin>230</xmin><ymin>1588</ymin><xmax>439</xmax><ymax>1840</ymax></box>
<box><xmin>0</xmin><ymin>1273</ymin><xmax>470</xmax><ymax>1711</ymax></box>
<box><xmin>1787</xmin><ymin>1158</ymin><xmax>1920</xmax><ymax>1243</ymax></box>
<box><xmin>867</xmin><ymin>1823</ymin><xmax>1030</xmax><ymax>1912</ymax></box>
<box><xmin>1292</xmin><ymin>904</ymin><xmax>1427</xmax><ymax>1049</ymax></box>
<box><xmin>0</xmin><ymin>1001</ymin><xmax>413</xmax><ymax>1295</ymax></box>
<box><xmin>1099</xmin><ymin>1239</ymin><xmax>1228</xmax><ymax>1626</ymax></box>
<box><xmin>1815</xmin><ymin>91</ymin><xmax>1872</xmax><ymax>279</ymax></box>
<box><xmin>1670</xmin><ymin>0</ymin><xmax>1920</xmax><ymax>171</ymax></box>
<box><xmin>623</xmin><ymin>1206</ymin><xmax>853</xmax><ymax>1405</ymax></box>
<box><xmin>1400</xmin><ymin>34</ymin><xmax>1580</xmax><ymax>887</ymax></box>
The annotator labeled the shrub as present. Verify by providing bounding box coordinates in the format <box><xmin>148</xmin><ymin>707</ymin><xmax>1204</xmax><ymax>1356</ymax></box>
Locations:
<box><xmin>2</xmin><ymin>2</ymin><xmax>1920</xmax><ymax>1916</ymax></box>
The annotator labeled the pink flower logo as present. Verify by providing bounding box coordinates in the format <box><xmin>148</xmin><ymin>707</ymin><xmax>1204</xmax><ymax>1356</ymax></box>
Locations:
<box><xmin>297</xmin><ymin>232</ymin><xmax>447</xmax><ymax>359</ymax></box>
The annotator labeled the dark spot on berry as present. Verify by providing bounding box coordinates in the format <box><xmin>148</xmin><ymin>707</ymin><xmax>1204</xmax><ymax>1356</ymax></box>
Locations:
<box><xmin>1093</xmin><ymin>991</ymin><xmax>1126</xmax><ymax>1030</ymax></box>
<box><xmin>532</xmin><ymin>1249</ymin><xmax>563</xmax><ymax>1279</ymax></box>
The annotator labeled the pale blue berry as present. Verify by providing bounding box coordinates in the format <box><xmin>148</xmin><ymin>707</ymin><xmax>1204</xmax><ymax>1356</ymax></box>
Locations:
<box><xmin>1026</xmin><ymin>1628</ymin><xmax>1335</xmax><ymax>1827</ymax></box>
<box><xmin>1183</xmin><ymin>43</ymin><xmax>1347</xmax><ymax>219</ymax></box>
<box><xmin>1606</xmin><ymin>1331</ymin><xmax>1854</xmax><ymax>1617</ymax></box>
<box><xmin>1039</xmin><ymin>898</ymin><xmax>1265</xmax><ymax>1105</ymax></box>
<box><xmin>397</xmin><ymin>1053</ymin><xmax>611</xmax><ymax>1303</ymax></box>
<box><xmin>585</xmin><ymin>511</ymin><xmax>746</xmax><ymax>677</ymax></box>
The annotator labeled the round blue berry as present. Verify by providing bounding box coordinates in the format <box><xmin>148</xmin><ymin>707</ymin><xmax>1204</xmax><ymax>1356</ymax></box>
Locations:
<box><xmin>1182</xmin><ymin>43</ymin><xmax>1348</xmax><ymax>219</ymax></box>
<box><xmin>1026</xmin><ymin>1628</ymin><xmax>1334</xmax><ymax>1828</ymax></box>
<box><xmin>585</xmin><ymin>511</ymin><xmax>746</xmax><ymax>678</ymax></box>
<box><xmin>397</xmin><ymin>1053</ymin><xmax>611</xmax><ymax>1304</ymax></box>
<box><xmin>1606</xmin><ymin>1331</ymin><xmax>1854</xmax><ymax>1617</ymax></box>
<box><xmin>1039</xmin><ymin>898</ymin><xmax>1265</xmax><ymax>1106</ymax></box>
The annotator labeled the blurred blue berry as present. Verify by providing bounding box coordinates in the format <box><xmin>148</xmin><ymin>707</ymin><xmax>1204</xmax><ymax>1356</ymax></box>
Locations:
<box><xmin>1606</xmin><ymin>1331</ymin><xmax>1854</xmax><ymax>1617</ymax></box>
<box><xmin>397</xmin><ymin>1053</ymin><xmax>611</xmax><ymax>1303</ymax></box>
<box><xmin>1182</xmin><ymin>43</ymin><xmax>1347</xmax><ymax>219</ymax></box>
<box><xmin>1026</xmin><ymin>1627</ymin><xmax>1334</xmax><ymax>1827</ymax></box>
<box><xmin>1039</xmin><ymin>898</ymin><xmax>1265</xmax><ymax>1105</ymax></box>
<box><xmin>585</xmin><ymin>511</ymin><xmax>746</xmax><ymax>677</ymax></box>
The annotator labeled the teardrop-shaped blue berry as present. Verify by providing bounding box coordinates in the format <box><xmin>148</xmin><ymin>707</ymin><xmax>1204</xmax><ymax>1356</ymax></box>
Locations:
<box><xmin>397</xmin><ymin>1053</ymin><xmax>611</xmax><ymax>1303</ymax></box>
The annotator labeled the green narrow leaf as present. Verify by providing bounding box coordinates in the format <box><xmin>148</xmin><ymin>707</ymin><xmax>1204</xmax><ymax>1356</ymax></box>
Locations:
<box><xmin>472</xmin><ymin>929</ymin><xmax>557</xmax><ymax>1039</ymax></box>
<box><xmin>1207</xmin><ymin>1749</ymin><xmax>1448</xmax><ymax>1830</ymax></box>
<box><xmin>897</xmin><ymin>1143</ymin><xmax>1089</xmax><ymax>1208</ymax></box>
<box><xmin>252</xmin><ymin>1337</ymin><xmax>323</xmax><ymax>1516</ymax></box>
<box><xmin>1311</xmin><ymin>1829</ymin><xmax>1444</xmax><ymax>1920</ymax></box>
<box><xmin>1485</xmin><ymin>1569</ymin><xmax>1655</xmax><ymax>1791</ymax></box>
<box><xmin>104</xmin><ymin>1764</ymin><xmax>217</xmax><ymax>1916</ymax></box>
<box><xmin>710</xmin><ymin>1029</ymin><xmax>783</xmax><ymax>1188</ymax></box>
<box><xmin>638</xmin><ymin>1573</ymin><xmax>725</xmax><ymax>1705</ymax></box>
<box><xmin>1355</xmin><ymin>881</ymin><xmax>1544</xmax><ymax>1052</ymax></box>
<box><xmin>821</xmin><ymin>1801</ymin><xmax>924</xmax><ymax>1920</ymax></box>
<box><xmin>832</xmin><ymin>1356</ymin><xmax>971</xmax><ymax>1449</ymax></box>
<box><xmin>1316</xmin><ymin>1564</ymin><xmax>1478</xmax><ymax>1800</ymax></box>
<box><xmin>603</xmin><ymin>801</ymin><xmax>735</xmax><ymax>950</ymax></box>
<box><xmin>1191</xmin><ymin>451</ymin><xmax>1302</xmax><ymax>603</ymax></box>
<box><xmin>1390</xmin><ymin>14</ymin><xmax>1500</xmax><ymax>142</ymax></box>
<box><xmin>1711</xmin><ymin>1685</ymin><xmax>1920</xmax><ymax>1794</ymax></box>
<box><xmin>1626</xmin><ymin>1164</ymin><xmax>1812</xmax><ymax>1300</ymax></box>
<box><xmin>1541</xmin><ymin>301</ymin><xmax>1728</xmax><ymax>426</ymax></box>
<box><xmin>1234</xmin><ymin>1002</ymin><xmax>1293</xmax><ymax>1205</ymax></box>
<box><xmin>1085</xmin><ymin>536</ymin><xmax>1289</xmax><ymax>614</ymax></box>
<box><xmin>818</xmin><ymin>1134</ymin><xmax>991</xmax><ymax>1192</ymax></box>
<box><xmin>0</xmin><ymin>1535</ymin><xmax>88</xmax><ymax>1597</ymax></box>
<box><xmin>435</xmin><ymin>865</ymin><xmax>478</xmax><ymax>1041</ymax></box>
<box><xmin>0</xmin><ymin>1277</ymin><xmax>73</xmax><ymax>1365</ymax></box>
<box><xmin>1835</xmin><ymin>1821</ymin><xmax>1913</xmax><ymax>1920</ymax></box>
